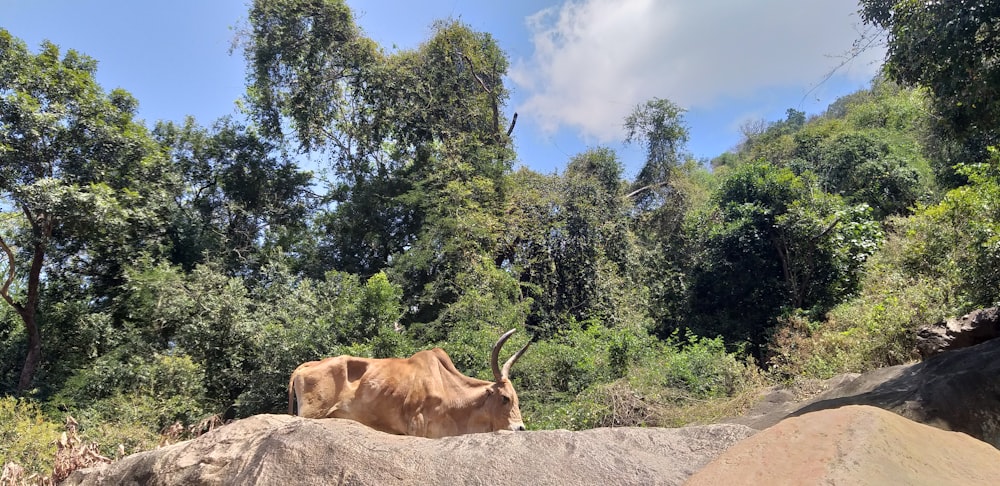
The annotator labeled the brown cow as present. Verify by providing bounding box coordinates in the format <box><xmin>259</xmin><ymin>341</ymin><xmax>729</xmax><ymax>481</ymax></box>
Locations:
<box><xmin>287</xmin><ymin>328</ymin><xmax>530</xmax><ymax>438</ymax></box>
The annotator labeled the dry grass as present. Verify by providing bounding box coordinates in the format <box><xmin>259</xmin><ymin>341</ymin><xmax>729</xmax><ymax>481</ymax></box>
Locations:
<box><xmin>1</xmin><ymin>416</ymin><xmax>111</xmax><ymax>486</ymax></box>
<box><xmin>50</xmin><ymin>416</ymin><xmax>113</xmax><ymax>483</ymax></box>
<box><xmin>159</xmin><ymin>413</ymin><xmax>225</xmax><ymax>447</ymax></box>
<box><xmin>1</xmin><ymin>413</ymin><xmax>226</xmax><ymax>486</ymax></box>
<box><xmin>585</xmin><ymin>371</ymin><xmax>772</xmax><ymax>429</ymax></box>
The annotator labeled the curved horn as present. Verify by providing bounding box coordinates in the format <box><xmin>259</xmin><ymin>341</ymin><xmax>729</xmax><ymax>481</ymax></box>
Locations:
<box><xmin>491</xmin><ymin>328</ymin><xmax>517</xmax><ymax>382</ymax></box>
<box><xmin>501</xmin><ymin>340</ymin><xmax>530</xmax><ymax>380</ymax></box>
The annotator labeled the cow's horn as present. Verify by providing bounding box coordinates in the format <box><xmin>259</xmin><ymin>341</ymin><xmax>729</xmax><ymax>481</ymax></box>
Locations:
<box><xmin>491</xmin><ymin>328</ymin><xmax>517</xmax><ymax>382</ymax></box>
<box><xmin>501</xmin><ymin>340</ymin><xmax>530</xmax><ymax>380</ymax></box>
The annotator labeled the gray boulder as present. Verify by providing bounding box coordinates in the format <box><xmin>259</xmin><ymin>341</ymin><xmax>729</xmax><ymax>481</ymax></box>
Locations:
<box><xmin>64</xmin><ymin>415</ymin><xmax>754</xmax><ymax>486</ymax></box>
<box><xmin>916</xmin><ymin>306</ymin><xmax>1000</xmax><ymax>358</ymax></box>
<box><xmin>693</xmin><ymin>405</ymin><xmax>1000</xmax><ymax>485</ymax></box>
<box><xmin>732</xmin><ymin>337</ymin><xmax>1000</xmax><ymax>448</ymax></box>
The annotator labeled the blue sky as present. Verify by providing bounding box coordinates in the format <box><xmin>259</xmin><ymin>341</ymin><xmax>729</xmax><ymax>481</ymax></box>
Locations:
<box><xmin>2</xmin><ymin>0</ymin><xmax>884</xmax><ymax>177</ymax></box>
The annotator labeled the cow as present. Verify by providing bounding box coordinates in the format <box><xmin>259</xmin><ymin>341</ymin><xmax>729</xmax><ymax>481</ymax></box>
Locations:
<box><xmin>287</xmin><ymin>328</ymin><xmax>530</xmax><ymax>438</ymax></box>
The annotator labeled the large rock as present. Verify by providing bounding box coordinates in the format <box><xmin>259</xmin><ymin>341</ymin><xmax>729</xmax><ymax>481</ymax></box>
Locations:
<box><xmin>690</xmin><ymin>405</ymin><xmax>1000</xmax><ymax>485</ymax></box>
<box><xmin>732</xmin><ymin>337</ymin><xmax>1000</xmax><ymax>448</ymax></box>
<box><xmin>916</xmin><ymin>306</ymin><xmax>1000</xmax><ymax>358</ymax></box>
<box><xmin>64</xmin><ymin>415</ymin><xmax>754</xmax><ymax>486</ymax></box>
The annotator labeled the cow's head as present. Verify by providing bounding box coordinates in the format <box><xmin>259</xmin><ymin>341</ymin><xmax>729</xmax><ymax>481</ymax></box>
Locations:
<box><xmin>486</xmin><ymin>328</ymin><xmax>530</xmax><ymax>432</ymax></box>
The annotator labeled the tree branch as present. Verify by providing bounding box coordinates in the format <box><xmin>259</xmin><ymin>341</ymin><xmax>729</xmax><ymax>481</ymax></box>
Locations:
<box><xmin>626</xmin><ymin>181</ymin><xmax>670</xmax><ymax>199</ymax></box>
<box><xmin>506</xmin><ymin>112</ymin><xmax>518</xmax><ymax>137</ymax></box>
<box><xmin>462</xmin><ymin>53</ymin><xmax>502</xmax><ymax>141</ymax></box>
<box><xmin>812</xmin><ymin>216</ymin><xmax>842</xmax><ymax>243</ymax></box>
<box><xmin>0</xmin><ymin>233</ymin><xmax>21</xmax><ymax>310</ymax></box>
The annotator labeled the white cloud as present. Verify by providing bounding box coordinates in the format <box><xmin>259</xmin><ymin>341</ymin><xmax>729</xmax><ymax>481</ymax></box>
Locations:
<box><xmin>510</xmin><ymin>0</ymin><xmax>886</xmax><ymax>142</ymax></box>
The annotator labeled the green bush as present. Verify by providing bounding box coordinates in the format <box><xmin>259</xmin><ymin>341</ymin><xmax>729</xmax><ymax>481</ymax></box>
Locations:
<box><xmin>70</xmin><ymin>393</ymin><xmax>180</xmax><ymax>457</ymax></box>
<box><xmin>0</xmin><ymin>397</ymin><xmax>61</xmax><ymax>476</ymax></box>
<box><xmin>769</xmin><ymin>158</ymin><xmax>1000</xmax><ymax>378</ymax></box>
<box><xmin>236</xmin><ymin>269</ymin><xmax>411</xmax><ymax>416</ymax></box>
<box><xmin>517</xmin><ymin>324</ymin><xmax>760</xmax><ymax>431</ymax></box>
<box><xmin>50</xmin><ymin>352</ymin><xmax>209</xmax><ymax>430</ymax></box>
<box><xmin>652</xmin><ymin>333</ymin><xmax>751</xmax><ymax>398</ymax></box>
<box><xmin>516</xmin><ymin>322</ymin><xmax>609</xmax><ymax>397</ymax></box>
<box><xmin>768</xmin><ymin>231</ymin><xmax>957</xmax><ymax>378</ymax></box>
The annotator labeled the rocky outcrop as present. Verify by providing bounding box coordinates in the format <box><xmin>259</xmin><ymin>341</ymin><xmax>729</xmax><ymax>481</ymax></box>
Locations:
<box><xmin>690</xmin><ymin>405</ymin><xmax>1000</xmax><ymax>485</ymax></box>
<box><xmin>915</xmin><ymin>306</ymin><xmax>1000</xmax><ymax>358</ymax></box>
<box><xmin>64</xmin><ymin>415</ymin><xmax>754</xmax><ymax>486</ymax></box>
<box><xmin>60</xmin><ymin>317</ymin><xmax>1000</xmax><ymax>485</ymax></box>
<box><xmin>64</xmin><ymin>404</ymin><xmax>1000</xmax><ymax>485</ymax></box>
<box><xmin>731</xmin><ymin>336</ymin><xmax>1000</xmax><ymax>448</ymax></box>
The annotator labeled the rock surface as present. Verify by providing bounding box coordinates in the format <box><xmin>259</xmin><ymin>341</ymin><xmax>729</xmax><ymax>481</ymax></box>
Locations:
<box><xmin>61</xmin><ymin>325</ymin><xmax>1000</xmax><ymax>485</ymax></box>
<box><xmin>730</xmin><ymin>336</ymin><xmax>1000</xmax><ymax>447</ymax></box>
<box><xmin>64</xmin><ymin>415</ymin><xmax>754</xmax><ymax>486</ymax></box>
<box><xmin>915</xmin><ymin>306</ymin><xmax>1000</xmax><ymax>358</ymax></box>
<box><xmin>690</xmin><ymin>405</ymin><xmax>1000</xmax><ymax>485</ymax></box>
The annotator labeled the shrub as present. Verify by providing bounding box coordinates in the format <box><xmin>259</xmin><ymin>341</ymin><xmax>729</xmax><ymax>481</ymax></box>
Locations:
<box><xmin>518</xmin><ymin>325</ymin><xmax>762</xmax><ymax>431</ymax></box>
<box><xmin>653</xmin><ymin>333</ymin><xmax>753</xmax><ymax>398</ymax></box>
<box><xmin>0</xmin><ymin>397</ymin><xmax>61</xmax><ymax>477</ymax></box>
<box><xmin>69</xmin><ymin>393</ymin><xmax>175</xmax><ymax>458</ymax></box>
<box><xmin>766</xmin><ymin>161</ymin><xmax>1000</xmax><ymax>379</ymax></box>
<box><xmin>50</xmin><ymin>352</ymin><xmax>210</xmax><ymax>433</ymax></box>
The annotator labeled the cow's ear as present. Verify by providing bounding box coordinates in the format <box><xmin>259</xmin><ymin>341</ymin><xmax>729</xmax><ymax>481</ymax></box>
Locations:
<box><xmin>485</xmin><ymin>388</ymin><xmax>494</xmax><ymax>396</ymax></box>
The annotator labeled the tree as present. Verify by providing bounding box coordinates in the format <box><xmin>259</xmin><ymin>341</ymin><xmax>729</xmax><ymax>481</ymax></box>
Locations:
<box><xmin>499</xmin><ymin>150</ymin><xmax>644</xmax><ymax>337</ymax></box>
<box><xmin>738</xmin><ymin>108</ymin><xmax>808</xmax><ymax>168</ymax></box>
<box><xmin>0</xmin><ymin>30</ymin><xmax>171</xmax><ymax>392</ymax></box>
<box><xmin>624</xmin><ymin>98</ymin><xmax>689</xmax><ymax>209</ymax></box>
<box><xmin>860</xmin><ymin>0</ymin><xmax>1000</xmax><ymax>158</ymax></box>
<box><xmin>242</xmin><ymin>0</ymin><xmax>378</xmax><ymax>152</ymax></box>
<box><xmin>810</xmin><ymin>132</ymin><xmax>921</xmax><ymax>219</ymax></box>
<box><xmin>688</xmin><ymin>163</ymin><xmax>881</xmax><ymax>356</ymax></box>
<box><xmin>634</xmin><ymin>160</ymin><xmax>713</xmax><ymax>339</ymax></box>
<box><xmin>889</xmin><ymin>154</ymin><xmax>1000</xmax><ymax>310</ymax></box>
<box><xmin>499</xmin><ymin>168</ymin><xmax>563</xmax><ymax>335</ymax></box>
<box><xmin>244</xmin><ymin>0</ymin><xmax>517</xmax><ymax>329</ymax></box>
<box><xmin>153</xmin><ymin>117</ymin><xmax>313</xmax><ymax>278</ymax></box>
<box><xmin>725</xmin><ymin>81</ymin><xmax>931</xmax><ymax>219</ymax></box>
<box><xmin>244</xmin><ymin>2</ymin><xmax>515</xmax><ymax>291</ymax></box>
<box><xmin>621</xmin><ymin>98</ymin><xmax>708</xmax><ymax>337</ymax></box>
<box><xmin>556</xmin><ymin>148</ymin><xmax>633</xmax><ymax>326</ymax></box>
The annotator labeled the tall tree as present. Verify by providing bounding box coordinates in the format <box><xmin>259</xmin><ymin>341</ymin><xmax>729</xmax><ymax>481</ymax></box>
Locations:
<box><xmin>500</xmin><ymin>150</ymin><xmax>642</xmax><ymax>337</ymax></box>
<box><xmin>499</xmin><ymin>168</ymin><xmax>563</xmax><ymax>335</ymax></box>
<box><xmin>624</xmin><ymin>98</ymin><xmax>689</xmax><ymax>209</ymax></box>
<box><xmin>622</xmin><ymin>98</ymin><xmax>704</xmax><ymax>337</ymax></box>
<box><xmin>689</xmin><ymin>162</ymin><xmax>881</xmax><ymax>356</ymax></box>
<box><xmin>860</xmin><ymin>0</ymin><xmax>1000</xmax><ymax>165</ymax></box>
<box><xmin>243</xmin><ymin>0</ymin><xmax>516</xmax><ymax>326</ymax></box>
<box><xmin>153</xmin><ymin>117</ymin><xmax>313</xmax><ymax>278</ymax></box>
<box><xmin>0</xmin><ymin>30</ymin><xmax>171</xmax><ymax>392</ymax></box>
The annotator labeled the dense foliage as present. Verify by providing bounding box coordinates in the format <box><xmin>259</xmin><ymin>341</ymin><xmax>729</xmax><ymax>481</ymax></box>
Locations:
<box><xmin>3</xmin><ymin>0</ymin><xmax>1000</xmax><ymax>479</ymax></box>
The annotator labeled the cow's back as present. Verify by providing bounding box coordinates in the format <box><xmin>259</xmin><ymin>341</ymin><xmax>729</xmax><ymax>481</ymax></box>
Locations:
<box><xmin>289</xmin><ymin>349</ymin><xmax>492</xmax><ymax>437</ymax></box>
<box><xmin>347</xmin><ymin>353</ymin><xmax>443</xmax><ymax>435</ymax></box>
<box><xmin>366</xmin><ymin>349</ymin><xmax>491</xmax><ymax>437</ymax></box>
<box><xmin>290</xmin><ymin>355</ymin><xmax>371</xmax><ymax>419</ymax></box>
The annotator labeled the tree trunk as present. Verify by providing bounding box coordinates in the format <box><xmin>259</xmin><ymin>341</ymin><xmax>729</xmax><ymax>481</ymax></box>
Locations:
<box><xmin>2</xmin><ymin>216</ymin><xmax>49</xmax><ymax>394</ymax></box>
<box><xmin>17</xmin><ymin>235</ymin><xmax>47</xmax><ymax>394</ymax></box>
<box><xmin>17</xmin><ymin>310</ymin><xmax>40</xmax><ymax>393</ymax></box>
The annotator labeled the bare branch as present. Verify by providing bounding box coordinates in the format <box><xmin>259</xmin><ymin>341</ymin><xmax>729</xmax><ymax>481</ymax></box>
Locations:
<box><xmin>802</xmin><ymin>23</ymin><xmax>888</xmax><ymax>105</ymax></box>
<box><xmin>0</xmin><ymin>233</ymin><xmax>19</xmax><ymax>309</ymax></box>
<box><xmin>812</xmin><ymin>216</ymin><xmax>842</xmax><ymax>243</ymax></box>
<box><xmin>506</xmin><ymin>112</ymin><xmax>518</xmax><ymax>137</ymax></box>
<box><xmin>462</xmin><ymin>53</ymin><xmax>503</xmax><ymax>140</ymax></box>
<box><xmin>626</xmin><ymin>181</ymin><xmax>670</xmax><ymax>199</ymax></box>
<box><xmin>462</xmin><ymin>54</ymin><xmax>492</xmax><ymax>94</ymax></box>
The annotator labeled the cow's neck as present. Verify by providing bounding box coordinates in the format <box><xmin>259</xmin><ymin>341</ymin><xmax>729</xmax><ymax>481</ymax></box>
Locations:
<box><xmin>439</xmin><ymin>371</ymin><xmax>493</xmax><ymax>407</ymax></box>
